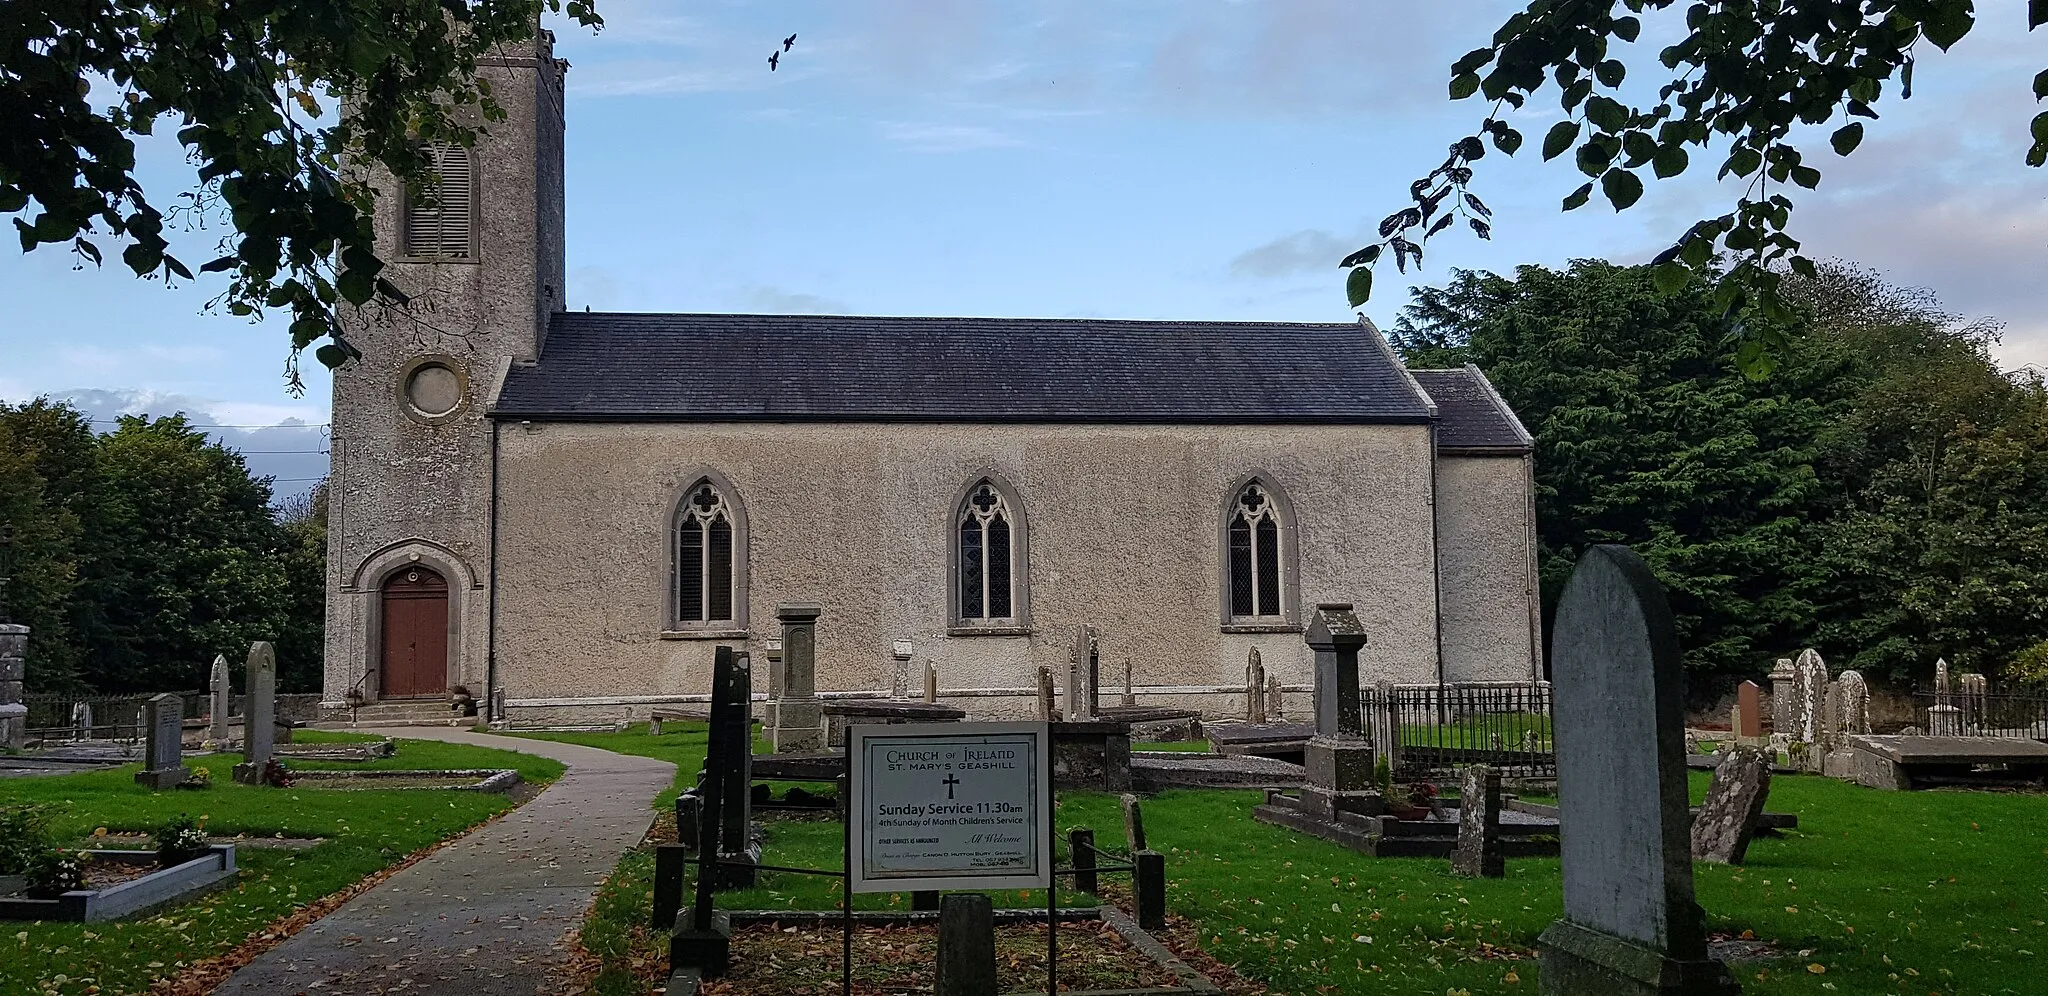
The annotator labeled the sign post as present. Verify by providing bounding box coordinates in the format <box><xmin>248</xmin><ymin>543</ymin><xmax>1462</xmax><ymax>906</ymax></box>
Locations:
<box><xmin>847</xmin><ymin>721</ymin><xmax>1053</xmax><ymax>894</ymax></box>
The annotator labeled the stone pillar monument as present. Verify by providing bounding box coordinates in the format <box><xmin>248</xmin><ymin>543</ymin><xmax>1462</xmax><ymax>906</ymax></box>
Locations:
<box><xmin>1767</xmin><ymin>657</ymin><xmax>1793</xmax><ymax>745</ymax></box>
<box><xmin>769</xmin><ymin>604</ymin><xmax>825</xmax><ymax>752</ymax></box>
<box><xmin>1299</xmin><ymin>603</ymin><xmax>1374</xmax><ymax>820</ymax></box>
<box><xmin>232</xmin><ymin>642</ymin><xmax>278</xmax><ymax>785</ymax></box>
<box><xmin>1538</xmin><ymin>546</ymin><xmax>1738</xmax><ymax>996</ymax></box>
<box><xmin>1245</xmin><ymin>648</ymin><xmax>1266</xmax><ymax>723</ymax></box>
<box><xmin>1067</xmin><ymin>625</ymin><xmax>1099</xmax><ymax>722</ymax></box>
<box><xmin>0</xmin><ymin>623</ymin><xmax>27</xmax><ymax>749</ymax></box>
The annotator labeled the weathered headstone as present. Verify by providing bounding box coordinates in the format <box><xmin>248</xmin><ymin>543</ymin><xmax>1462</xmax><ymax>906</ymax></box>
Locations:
<box><xmin>1689</xmin><ymin>747</ymin><xmax>1772</xmax><ymax>865</ymax></box>
<box><xmin>1245</xmin><ymin>647</ymin><xmax>1266</xmax><ymax>724</ymax></box>
<box><xmin>935</xmin><ymin>893</ymin><xmax>998</xmax><ymax>996</ymax></box>
<box><xmin>1266</xmin><ymin>674</ymin><xmax>1285</xmax><ymax>721</ymax></box>
<box><xmin>769</xmin><ymin>604</ymin><xmax>824</xmax><ymax>752</ymax></box>
<box><xmin>1121</xmin><ymin>658</ymin><xmax>1136</xmax><ymax>708</ymax></box>
<box><xmin>1451</xmin><ymin>764</ymin><xmax>1504</xmax><ymax>878</ymax></box>
<box><xmin>1067</xmin><ymin>625</ymin><xmax>1099</xmax><ymax>722</ymax></box>
<box><xmin>924</xmin><ymin>662</ymin><xmax>938</xmax><ymax>704</ymax></box>
<box><xmin>1036</xmin><ymin>664</ymin><xmax>1058</xmax><ymax>722</ymax></box>
<box><xmin>709</xmin><ymin>646</ymin><xmax>759</xmax><ymax>887</ymax></box>
<box><xmin>1538</xmin><ymin>545</ymin><xmax>1739</xmax><ymax>996</ymax></box>
<box><xmin>1734</xmin><ymin>681</ymin><xmax>1763</xmax><ymax>744</ymax></box>
<box><xmin>232</xmin><ymin>642</ymin><xmax>278</xmax><ymax>785</ymax></box>
<box><xmin>1791</xmin><ymin>649</ymin><xmax>1827</xmax><ymax>744</ymax></box>
<box><xmin>208</xmin><ymin>654</ymin><xmax>230</xmax><ymax>743</ymax></box>
<box><xmin>1821</xmin><ymin>670</ymin><xmax>1872</xmax><ymax>778</ymax></box>
<box><xmin>1835</xmin><ymin>670</ymin><xmax>1870</xmax><ymax>734</ymax></box>
<box><xmin>1300</xmin><ymin>604</ymin><xmax>1373</xmax><ymax>820</ymax></box>
<box><xmin>134</xmin><ymin>693</ymin><xmax>191</xmax><ymax>789</ymax></box>
<box><xmin>1121</xmin><ymin>793</ymin><xmax>1147</xmax><ymax>852</ymax></box>
<box><xmin>72</xmin><ymin>700</ymin><xmax>93</xmax><ymax>740</ymax></box>
<box><xmin>0</xmin><ymin>623</ymin><xmax>26</xmax><ymax>749</ymax></box>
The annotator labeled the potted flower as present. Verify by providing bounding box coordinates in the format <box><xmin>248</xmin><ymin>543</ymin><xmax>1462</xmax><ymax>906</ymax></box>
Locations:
<box><xmin>1389</xmin><ymin>781</ymin><xmax>1443</xmax><ymax>822</ymax></box>
<box><xmin>153</xmin><ymin>814</ymin><xmax>211</xmax><ymax>867</ymax></box>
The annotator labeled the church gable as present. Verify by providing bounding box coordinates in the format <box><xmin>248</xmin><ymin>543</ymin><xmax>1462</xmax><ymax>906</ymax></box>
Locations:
<box><xmin>491</xmin><ymin>312</ymin><xmax>1437</xmax><ymax>423</ymax></box>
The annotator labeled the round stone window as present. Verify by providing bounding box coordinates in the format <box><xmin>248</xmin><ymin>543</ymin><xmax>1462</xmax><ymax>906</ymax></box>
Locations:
<box><xmin>400</xmin><ymin>359</ymin><xmax>467</xmax><ymax>423</ymax></box>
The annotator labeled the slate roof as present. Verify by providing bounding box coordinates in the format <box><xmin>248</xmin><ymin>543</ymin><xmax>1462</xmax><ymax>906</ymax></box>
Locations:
<box><xmin>1409</xmin><ymin>367</ymin><xmax>1534</xmax><ymax>453</ymax></box>
<box><xmin>492</xmin><ymin>312</ymin><xmax>1438</xmax><ymax>424</ymax></box>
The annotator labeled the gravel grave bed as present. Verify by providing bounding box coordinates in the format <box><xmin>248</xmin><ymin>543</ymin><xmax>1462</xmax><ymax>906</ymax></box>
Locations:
<box><xmin>697</xmin><ymin>919</ymin><xmax>1190</xmax><ymax>994</ymax></box>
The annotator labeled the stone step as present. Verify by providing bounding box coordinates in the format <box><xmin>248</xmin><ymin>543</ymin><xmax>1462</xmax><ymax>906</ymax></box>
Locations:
<box><xmin>310</xmin><ymin>700</ymin><xmax>467</xmax><ymax>730</ymax></box>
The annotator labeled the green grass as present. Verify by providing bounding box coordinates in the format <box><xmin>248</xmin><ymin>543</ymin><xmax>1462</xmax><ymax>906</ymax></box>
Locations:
<box><xmin>0</xmin><ymin>737</ymin><xmax>565</xmax><ymax>996</ymax></box>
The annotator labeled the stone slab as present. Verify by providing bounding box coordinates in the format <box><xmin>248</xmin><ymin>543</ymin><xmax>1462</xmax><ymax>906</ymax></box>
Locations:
<box><xmin>1131</xmin><ymin>752</ymin><xmax>1304</xmax><ymax>791</ymax></box>
<box><xmin>1847</xmin><ymin>734</ymin><xmax>2048</xmax><ymax>763</ymax></box>
<box><xmin>0</xmin><ymin>846</ymin><xmax>237</xmax><ymax>923</ymax></box>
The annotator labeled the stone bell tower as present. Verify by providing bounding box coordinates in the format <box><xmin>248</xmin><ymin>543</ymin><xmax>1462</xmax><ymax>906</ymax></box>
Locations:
<box><xmin>322</xmin><ymin>30</ymin><xmax>567</xmax><ymax>713</ymax></box>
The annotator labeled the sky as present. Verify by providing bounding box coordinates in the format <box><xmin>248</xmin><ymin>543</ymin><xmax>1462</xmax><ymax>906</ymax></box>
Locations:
<box><xmin>3</xmin><ymin>0</ymin><xmax>2045</xmax><ymax>498</ymax></box>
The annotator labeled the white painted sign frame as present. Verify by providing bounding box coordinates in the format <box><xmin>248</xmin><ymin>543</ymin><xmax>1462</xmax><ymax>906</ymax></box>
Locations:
<box><xmin>847</xmin><ymin>721</ymin><xmax>1052</xmax><ymax>894</ymax></box>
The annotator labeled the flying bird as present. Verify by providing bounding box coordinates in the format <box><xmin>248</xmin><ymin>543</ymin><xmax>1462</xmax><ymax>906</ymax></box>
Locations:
<box><xmin>783</xmin><ymin>33</ymin><xmax>797</xmax><ymax>51</ymax></box>
<box><xmin>768</xmin><ymin>50</ymin><xmax>779</xmax><ymax>71</ymax></box>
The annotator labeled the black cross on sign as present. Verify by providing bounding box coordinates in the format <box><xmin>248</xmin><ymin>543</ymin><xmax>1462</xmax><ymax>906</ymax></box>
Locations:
<box><xmin>942</xmin><ymin>774</ymin><xmax>961</xmax><ymax>799</ymax></box>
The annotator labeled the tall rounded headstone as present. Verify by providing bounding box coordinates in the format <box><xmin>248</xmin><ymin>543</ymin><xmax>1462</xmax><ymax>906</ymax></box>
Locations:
<box><xmin>1538</xmin><ymin>546</ymin><xmax>1738</xmax><ymax>996</ymax></box>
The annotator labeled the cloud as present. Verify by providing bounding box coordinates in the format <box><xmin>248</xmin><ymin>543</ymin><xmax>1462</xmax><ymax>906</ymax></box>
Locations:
<box><xmin>29</xmin><ymin>388</ymin><xmax>330</xmax><ymax>500</ymax></box>
<box><xmin>878</xmin><ymin>121</ymin><xmax>1026</xmax><ymax>152</ymax></box>
<box><xmin>737</xmin><ymin>285</ymin><xmax>850</xmax><ymax>314</ymax></box>
<box><xmin>1229</xmin><ymin>228</ymin><xmax>1362</xmax><ymax>279</ymax></box>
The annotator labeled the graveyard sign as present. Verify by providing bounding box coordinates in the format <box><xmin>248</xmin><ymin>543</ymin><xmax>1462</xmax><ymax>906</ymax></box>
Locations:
<box><xmin>849</xmin><ymin>721</ymin><xmax>1051</xmax><ymax>893</ymax></box>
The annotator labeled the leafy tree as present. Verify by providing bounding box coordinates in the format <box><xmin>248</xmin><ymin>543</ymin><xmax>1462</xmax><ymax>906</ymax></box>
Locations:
<box><xmin>0</xmin><ymin>434</ymin><xmax>84</xmax><ymax>691</ymax></box>
<box><xmin>1395</xmin><ymin>259</ymin><xmax>1845</xmax><ymax>677</ymax></box>
<box><xmin>273</xmin><ymin>479</ymin><xmax>329</xmax><ymax>691</ymax></box>
<box><xmin>1348</xmin><ymin>0</ymin><xmax>2048</xmax><ymax>373</ymax></box>
<box><xmin>4</xmin><ymin>1</ymin><xmax>600</xmax><ymax>389</ymax></box>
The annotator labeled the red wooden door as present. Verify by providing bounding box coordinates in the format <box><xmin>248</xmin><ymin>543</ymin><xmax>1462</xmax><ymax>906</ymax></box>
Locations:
<box><xmin>380</xmin><ymin>567</ymin><xmax>448</xmax><ymax>698</ymax></box>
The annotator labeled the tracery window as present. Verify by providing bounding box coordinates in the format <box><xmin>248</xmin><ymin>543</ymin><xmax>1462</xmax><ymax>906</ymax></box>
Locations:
<box><xmin>1227</xmin><ymin>479</ymin><xmax>1287</xmax><ymax>620</ymax></box>
<box><xmin>673</xmin><ymin>477</ymin><xmax>743</xmax><ymax>628</ymax></box>
<box><xmin>955</xmin><ymin>477</ymin><xmax>1027</xmax><ymax>627</ymax></box>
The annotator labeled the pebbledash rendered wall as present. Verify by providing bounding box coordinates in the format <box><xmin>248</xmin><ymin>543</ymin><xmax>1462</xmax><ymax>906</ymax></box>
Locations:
<box><xmin>1433</xmin><ymin>455</ymin><xmax>1542</xmax><ymax>683</ymax></box>
<box><xmin>477</xmin><ymin>420</ymin><xmax>1535</xmax><ymax>723</ymax></box>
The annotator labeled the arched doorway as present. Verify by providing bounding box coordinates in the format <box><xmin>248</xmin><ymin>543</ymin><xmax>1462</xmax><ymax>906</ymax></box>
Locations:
<box><xmin>380</xmin><ymin>566</ymin><xmax>448</xmax><ymax>699</ymax></box>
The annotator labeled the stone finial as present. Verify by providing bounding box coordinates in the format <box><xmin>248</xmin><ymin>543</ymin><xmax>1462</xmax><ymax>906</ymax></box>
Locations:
<box><xmin>1303</xmin><ymin>602</ymin><xmax>1368</xmax><ymax>649</ymax></box>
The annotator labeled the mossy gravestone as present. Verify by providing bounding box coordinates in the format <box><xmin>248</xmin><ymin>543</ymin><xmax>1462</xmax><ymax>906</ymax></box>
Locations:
<box><xmin>1538</xmin><ymin>545</ymin><xmax>1739</xmax><ymax>996</ymax></box>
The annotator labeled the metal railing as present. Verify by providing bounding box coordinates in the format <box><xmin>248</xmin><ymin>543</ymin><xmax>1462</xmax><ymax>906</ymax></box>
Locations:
<box><xmin>21</xmin><ymin>690</ymin><xmax>204</xmax><ymax>741</ymax></box>
<box><xmin>1913</xmin><ymin>691</ymin><xmax>2048</xmax><ymax>740</ymax></box>
<box><xmin>1367</xmin><ymin>681</ymin><xmax>1555</xmax><ymax>778</ymax></box>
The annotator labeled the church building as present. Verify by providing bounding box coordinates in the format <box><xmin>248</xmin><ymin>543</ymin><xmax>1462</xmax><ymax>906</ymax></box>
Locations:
<box><xmin>321</xmin><ymin>33</ymin><xmax>1541</xmax><ymax>725</ymax></box>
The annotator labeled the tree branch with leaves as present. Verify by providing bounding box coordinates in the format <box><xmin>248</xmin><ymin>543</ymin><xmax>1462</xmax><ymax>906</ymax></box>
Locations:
<box><xmin>1345</xmin><ymin>0</ymin><xmax>2048</xmax><ymax>376</ymax></box>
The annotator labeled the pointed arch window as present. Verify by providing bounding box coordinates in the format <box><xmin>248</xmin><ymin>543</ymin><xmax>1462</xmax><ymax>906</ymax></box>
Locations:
<box><xmin>1223</xmin><ymin>477</ymin><xmax>1297</xmax><ymax>629</ymax></box>
<box><xmin>952</xmin><ymin>476</ymin><xmax>1030</xmax><ymax>631</ymax></box>
<box><xmin>670</xmin><ymin>475</ymin><xmax>749</xmax><ymax>633</ymax></box>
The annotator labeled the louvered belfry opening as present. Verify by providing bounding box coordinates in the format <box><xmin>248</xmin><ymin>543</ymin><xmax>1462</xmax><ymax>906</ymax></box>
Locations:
<box><xmin>1229</xmin><ymin>480</ymin><xmax>1282</xmax><ymax>618</ymax></box>
<box><xmin>403</xmin><ymin>143</ymin><xmax>476</xmax><ymax>259</ymax></box>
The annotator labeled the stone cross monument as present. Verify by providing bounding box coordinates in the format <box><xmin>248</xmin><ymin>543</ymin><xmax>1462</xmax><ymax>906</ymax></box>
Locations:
<box><xmin>769</xmin><ymin>603</ymin><xmax>825</xmax><ymax>752</ymax></box>
<box><xmin>232</xmin><ymin>642</ymin><xmax>278</xmax><ymax>785</ymax></box>
<box><xmin>1538</xmin><ymin>545</ymin><xmax>1739</xmax><ymax>996</ymax></box>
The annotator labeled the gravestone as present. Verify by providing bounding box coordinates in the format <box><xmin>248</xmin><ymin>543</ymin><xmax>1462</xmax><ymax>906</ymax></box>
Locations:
<box><xmin>769</xmin><ymin>604</ymin><xmax>824</xmax><ymax>752</ymax></box>
<box><xmin>1266</xmin><ymin>674</ymin><xmax>1285</xmax><ymax>721</ymax></box>
<box><xmin>1690</xmin><ymin>747</ymin><xmax>1771</xmax><ymax>865</ymax></box>
<box><xmin>1538</xmin><ymin>545</ymin><xmax>1739</xmax><ymax>996</ymax></box>
<box><xmin>1451</xmin><ymin>764</ymin><xmax>1504</xmax><ymax>878</ymax></box>
<box><xmin>1067</xmin><ymin>624</ymin><xmax>1099</xmax><ymax>722</ymax></box>
<box><xmin>1245</xmin><ymin>647</ymin><xmax>1266</xmax><ymax>724</ymax></box>
<box><xmin>936</xmin><ymin>893</ymin><xmax>998</xmax><ymax>996</ymax></box>
<box><xmin>1734</xmin><ymin>681</ymin><xmax>1763</xmax><ymax>744</ymax></box>
<box><xmin>0</xmin><ymin>623</ymin><xmax>26</xmax><ymax>749</ymax></box>
<box><xmin>1822</xmin><ymin>670</ymin><xmax>1872</xmax><ymax>777</ymax></box>
<box><xmin>1958</xmin><ymin>672</ymin><xmax>1989</xmax><ymax>730</ymax></box>
<box><xmin>232</xmin><ymin>642</ymin><xmax>278</xmax><ymax>785</ymax></box>
<box><xmin>72</xmin><ymin>700</ymin><xmax>93</xmax><ymax>739</ymax></box>
<box><xmin>1036</xmin><ymin>664</ymin><xmax>1058</xmax><ymax>722</ymax></box>
<box><xmin>208</xmin><ymin>654</ymin><xmax>230</xmax><ymax>743</ymax></box>
<box><xmin>1928</xmin><ymin>658</ymin><xmax>1961</xmax><ymax>735</ymax></box>
<box><xmin>709</xmin><ymin>646</ymin><xmax>759</xmax><ymax>887</ymax></box>
<box><xmin>1121</xmin><ymin>793</ymin><xmax>1147</xmax><ymax>852</ymax></box>
<box><xmin>135</xmin><ymin>693</ymin><xmax>191</xmax><ymax>789</ymax></box>
<box><xmin>1791</xmin><ymin>649</ymin><xmax>1826</xmax><ymax>744</ymax></box>
<box><xmin>1121</xmin><ymin>658</ymin><xmax>1136</xmax><ymax>707</ymax></box>
<box><xmin>924</xmin><ymin>662</ymin><xmax>938</xmax><ymax>704</ymax></box>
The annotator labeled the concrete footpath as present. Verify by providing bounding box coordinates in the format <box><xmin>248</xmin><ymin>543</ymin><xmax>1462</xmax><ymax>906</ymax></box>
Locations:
<box><xmin>210</xmin><ymin>727</ymin><xmax>674</xmax><ymax>996</ymax></box>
